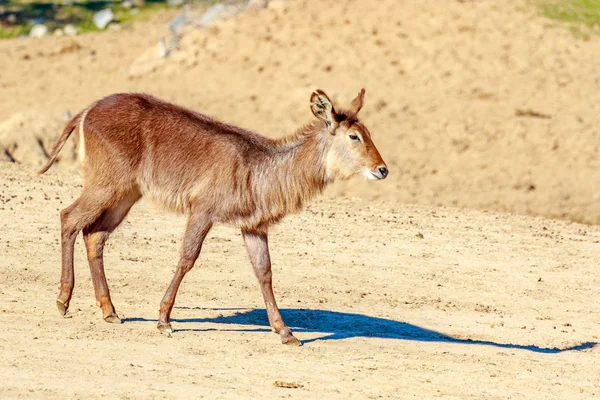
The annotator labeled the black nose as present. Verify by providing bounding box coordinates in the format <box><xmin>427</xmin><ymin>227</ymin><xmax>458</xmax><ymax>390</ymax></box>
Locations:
<box><xmin>378</xmin><ymin>167</ymin><xmax>388</xmax><ymax>178</ymax></box>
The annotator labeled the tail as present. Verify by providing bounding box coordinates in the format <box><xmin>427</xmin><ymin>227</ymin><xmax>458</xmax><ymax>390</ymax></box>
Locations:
<box><xmin>38</xmin><ymin>112</ymin><xmax>81</xmax><ymax>175</ymax></box>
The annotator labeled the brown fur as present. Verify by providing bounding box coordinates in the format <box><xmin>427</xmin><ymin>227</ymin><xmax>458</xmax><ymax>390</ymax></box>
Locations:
<box><xmin>40</xmin><ymin>89</ymin><xmax>387</xmax><ymax>345</ymax></box>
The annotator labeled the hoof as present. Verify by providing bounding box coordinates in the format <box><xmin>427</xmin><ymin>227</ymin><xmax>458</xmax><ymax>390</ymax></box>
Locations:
<box><xmin>281</xmin><ymin>331</ymin><xmax>301</xmax><ymax>346</ymax></box>
<box><xmin>104</xmin><ymin>314</ymin><xmax>122</xmax><ymax>324</ymax></box>
<box><xmin>157</xmin><ymin>322</ymin><xmax>173</xmax><ymax>334</ymax></box>
<box><xmin>56</xmin><ymin>299</ymin><xmax>69</xmax><ymax>316</ymax></box>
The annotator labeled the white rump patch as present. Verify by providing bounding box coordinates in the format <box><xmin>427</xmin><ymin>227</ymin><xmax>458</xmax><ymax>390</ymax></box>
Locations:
<box><xmin>78</xmin><ymin>105</ymin><xmax>93</xmax><ymax>165</ymax></box>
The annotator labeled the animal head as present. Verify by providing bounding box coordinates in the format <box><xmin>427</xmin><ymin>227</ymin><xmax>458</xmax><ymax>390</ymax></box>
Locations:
<box><xmin>310</xmin><ymin>89</ymin><xmax>388</xmax><ymax>181</ymax></box>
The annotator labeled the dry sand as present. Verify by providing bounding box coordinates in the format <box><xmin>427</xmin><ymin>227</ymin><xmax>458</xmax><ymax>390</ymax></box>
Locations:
<box><xmin>1</xmin><ymin>0</ymin><xmax>600</xmax><ymax>224</ymax></box>
<box><xmin>1</xmin><ymin>163</ymin><xmax>599</xmax><ymax>399</ymax></box>
<box><xmin>1</xmin><ymin>0</ymin><xmax>599</xmax><ymax>398</ymax></box>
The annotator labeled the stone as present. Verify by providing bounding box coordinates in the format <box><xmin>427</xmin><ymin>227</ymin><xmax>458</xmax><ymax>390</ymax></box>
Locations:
<box><xmin>122</xmin><ymin>0</ymin><xmax>133</xmax><ymax>9</ymax></box>
<box><xmin>199</xmin><ymin>3</ymin><xmax>240</xmax><ymax>27</ymax></box>
<box><xmin>93</xmin><ymin>9</ymin><xmax>114</xmax><ymax>30</ymax></box>
<box><xmin>29</xmin><ymin>24</ymin><xmax>48</xmax><ymax>38</ymax></box>
<box><xmin>168</xmin><ymin>15</ymin><xmax>187</xmax><ymax>32</ymax></box>
<box><xmin>64</xmin><ymin>24</ymin><xmax>77</xmax><ymax>36</ymax></box>
<box><xmin>157</xmin><ymin>38</ymin><xmax>168</xmax><ymax>57</ymax></box>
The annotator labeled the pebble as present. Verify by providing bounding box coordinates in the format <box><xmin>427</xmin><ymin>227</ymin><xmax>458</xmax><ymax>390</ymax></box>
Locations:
<box><xmin>168</xmin><ymin>15</ymin><xmax>187</xmax><ymax>32</ymax></box>
<box><xmin>29</xmin><ymin>24</ymin><xmax>49</xmax><ymax>38</ymax></box>
<box><xmin>199</xmin><ymin>3</ymin><xmax>237</xmax><ymax>27</ymax></box>
<box><xmin>64</xmin><ymin>24</ymin><xmax>77</xmax><ymax>36</ymax></box>
<box><xmin>157</xmin><ymin>38</ymin><xmax>168</xmax><ymax>57</ymax></box>
<box><xmin>93</xmin><ymin>9</ymin><xmax>114</xmax><ymax>30</ymax></box>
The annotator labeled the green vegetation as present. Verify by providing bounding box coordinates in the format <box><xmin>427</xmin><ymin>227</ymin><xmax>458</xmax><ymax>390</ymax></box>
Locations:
<box><xmin>0</xmin><ymin>0</ymin><xmax>172</xmax><ymax>39</ymax></box>
<box><xmin>537</xmin><ymin>0</ymin><xmax>600</xmax><ymax>38</ymax></box>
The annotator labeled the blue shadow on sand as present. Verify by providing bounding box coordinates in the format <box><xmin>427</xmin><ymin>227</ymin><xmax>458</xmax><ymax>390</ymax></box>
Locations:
<box><xmin>125</xmin><ymin>308</ymin><xmax>596</xmax><ymax>353</ymax></box>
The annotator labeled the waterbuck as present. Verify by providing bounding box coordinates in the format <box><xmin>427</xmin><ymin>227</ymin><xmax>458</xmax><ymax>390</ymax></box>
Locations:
<box><xmin>39</xmin><ymin>89</ymin><xmax>388</xmax><ymax>345</ymax></box>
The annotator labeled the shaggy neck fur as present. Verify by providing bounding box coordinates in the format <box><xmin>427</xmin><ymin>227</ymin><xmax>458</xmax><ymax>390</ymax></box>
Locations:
<box><xmin>244</xmin><ymin>121</ymin><xmax>332</xmax><ymax>227</ymax></box>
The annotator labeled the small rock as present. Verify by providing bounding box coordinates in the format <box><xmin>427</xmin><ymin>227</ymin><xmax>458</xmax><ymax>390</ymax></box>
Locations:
<box><xmin>416</xmin><ymin>232</ymin><xmax>424</xmax><ymax>239</ymax></box>
<box><xmin>168</xmin><ymin>15</ymin><xmax>187</xmax><ymax>32</ymax></box>
<box><xmin>129</xmin><ymin>8</ymin><xmax>139</xmax><ymax>15</ymax></box>
<box><xmin>93</xmin><ymin>9</ymin><xmax>114</xmax><ymax>30</ymax></box>
<box><xmin>29</xmin><ymin>24</ymin><xmax>49</xmax><ymax>38</ymax></box>
<box><xmin>167</xmin><ymin>0</ymin><xmax>184</xmax><ymax>6</ymax></box>
<box><xmin>53</xmin><ymin>28</ymin><xmax>64</xmax><ymax>37</ymax></box>
<box><xmin>122</xmin><ymin>0</ymin><xmax>133</xmax><ymax>9</ymax></box>
<box><xmin>157</xmin><ymin>38</ymin><xmax>168</xmax><ymax>57</ymax></box>
<box><xmin>199</xmin><ymin>3</ymin><xmax>238</xmax><ymax>27</ymax></box>
<box><xmin>7</xmin><ymin>14</ymin><xmax>16</xmax><ymax>24</ymax></box>
<box><xmin>131</xmin><ymin>0</ymin><xmax>145</xmax><ymax>7</ymax></box>
<box><xmin>64</xmin><ymin>24</ymin><xmax>78</xmax><ymax>36</ymax></box>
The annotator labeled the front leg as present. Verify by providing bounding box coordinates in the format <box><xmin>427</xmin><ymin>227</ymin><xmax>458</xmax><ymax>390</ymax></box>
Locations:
<box><xmin>242</xmin><ymin>229</ymin><xmax>300</xmax><ymax>346</ymax></box>
<box><xmin>157</xmin><ymin>211</ymin><xmax>212</xmax><ymax>333</ymax></box>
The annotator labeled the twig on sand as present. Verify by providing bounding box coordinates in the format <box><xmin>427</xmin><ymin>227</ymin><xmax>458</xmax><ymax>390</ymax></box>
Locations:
<box><xmin>515</xmin><ymin>109</ymin><xmax>552</xmax><ymax>119</ymax></box>
<box><xmin>273</xmin><ymin>381</ymin><xmax>304</xmax><ymax>389</ymax></box>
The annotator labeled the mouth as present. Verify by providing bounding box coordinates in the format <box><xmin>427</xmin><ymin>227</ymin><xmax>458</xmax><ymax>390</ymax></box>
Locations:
<box><xmin>370</xmin><ymin>171</ymin><xmax>383</xmax><ymax>180</ymax></box>
<box><xmin>364</xmin><ymin>170</ymin><xmax>384</xmax><ymax>180</ymax></box>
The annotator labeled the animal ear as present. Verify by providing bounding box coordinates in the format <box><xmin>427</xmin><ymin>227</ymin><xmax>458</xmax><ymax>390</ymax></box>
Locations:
<box><xmin>310</xmin><ymin>89</ymin><xmax>337</xmax><ymax>126</ymax></box>
<box><xmin>347</xmin><ymin>88</ymin><xmax>365</xmax><ymax>119</ymax></box>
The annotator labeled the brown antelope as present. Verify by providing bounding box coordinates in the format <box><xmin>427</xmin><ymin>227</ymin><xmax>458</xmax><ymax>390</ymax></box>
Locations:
<box><xmin>39</xmin><ymin>89</ymin><xmax>388</xmax><ymax>345</ymax></box>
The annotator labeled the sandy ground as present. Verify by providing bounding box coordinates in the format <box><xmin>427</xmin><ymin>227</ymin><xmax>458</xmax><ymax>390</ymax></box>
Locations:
<box><xmin>1</xmin><ymin>0</ymin><xmax>599</xmax><ymax>224</ymax></box>
<box><xmin>1</xmin><ymin>163</ymin><xmax>599</xmax><ymax>399</ymax></box>
<box><xmin>1</xmin><ymin>0</ymin><xmax>600</xmax><ymax>398</ymax></box>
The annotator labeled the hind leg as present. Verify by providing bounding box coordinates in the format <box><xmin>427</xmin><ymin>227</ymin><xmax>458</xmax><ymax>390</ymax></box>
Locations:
<box><xmin>56</xmin><ymin>199</ymin><xmax>79</xmax><ymax>315</ymax></box>
<box><xmin>83</xmin><ymin>189</ymin><xmax>141</xmax><ymax>323</ymax></box>
<box><xmin>56</xmin><ymin>187</ymin><xmax>120</xmax><ymax>316</ymax></box>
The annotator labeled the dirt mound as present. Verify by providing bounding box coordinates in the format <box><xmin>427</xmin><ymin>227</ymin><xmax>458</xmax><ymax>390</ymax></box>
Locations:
<box><xmin>0</xmin><ymin>0</ymin><xmax>598</xmax><ymax>224</ymax></box>
<box><xmin>0</xmin><ymin>112</ymin><xmax>76</xmax><ymax>167</ymax></box>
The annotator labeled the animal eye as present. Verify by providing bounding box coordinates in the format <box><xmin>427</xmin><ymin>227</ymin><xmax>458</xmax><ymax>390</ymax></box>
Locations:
<box><xmin>349</xmin><ymin>134</ymin><xmax>360</xmax><ymax>141</ymax></box>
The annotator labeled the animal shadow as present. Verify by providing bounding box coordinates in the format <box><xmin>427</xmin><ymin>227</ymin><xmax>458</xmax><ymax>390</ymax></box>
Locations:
<box><xmin>126</xmin><ymin>307</ymin><xmax>596</xmax><ymax>353</ymax></box>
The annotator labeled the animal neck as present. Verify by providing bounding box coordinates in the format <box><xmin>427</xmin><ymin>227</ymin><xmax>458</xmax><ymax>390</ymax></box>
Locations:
<box><xmin>251</xmin><ymin>122</ymin><xmax>332</xmax><ymax>222</ymax></box>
